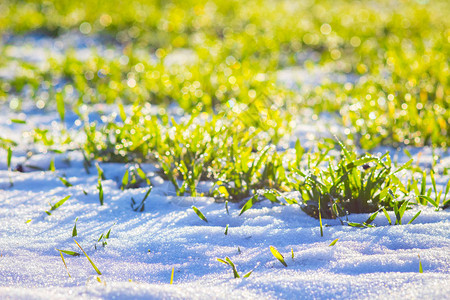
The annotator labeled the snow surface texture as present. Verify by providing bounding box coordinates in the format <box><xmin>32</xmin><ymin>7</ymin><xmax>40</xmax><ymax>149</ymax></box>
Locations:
<box><xmin>0</xmin><ymin>151</ymin><xmax>449</xmax><ymax>300</ymax></box>
<box><xmin>1</xmin><ymin>34</ymin><xmax>450</xmax><ymax>299</ymax></box>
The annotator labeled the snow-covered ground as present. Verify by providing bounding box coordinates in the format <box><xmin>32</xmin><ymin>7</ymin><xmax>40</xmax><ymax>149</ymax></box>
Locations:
<box><xmin>1</xmin><ymin>35</ymin><xmax>449</xmax><ymax>299</ymax></box>
<box><xmin>0</xmin><ymin>149</ymin><xmax>449</xmax><ymax>299</ymax></box>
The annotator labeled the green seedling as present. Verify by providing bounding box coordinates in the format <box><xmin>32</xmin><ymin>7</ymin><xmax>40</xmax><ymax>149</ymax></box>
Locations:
<box><xmin>10</xmin><ymin>119</ymin><xmax>26</xmax><ymax>124</ymax></box>
<box><xmin>418</xmin><ymin>254</ymin><xmax>423</xmax><ymax>273</ymax></box>
<box><xmin>56</xmin><ymin>92</ymin><xmax>65</xmax><ymax>124</ymax></box>
<box><xmin>45</xmin><ymin>195</ymin><xmax>71</xmax><ymax>215</ymax></box>
<box><xmin>95</xmin><ymin>163</ymin><xmax>105</xmax><ymax>205</ymax></box>
<box><xmin>96</xmin><ymin>223</ymin><xmax>115</xmax><ymax>248</ymax></box>
<box><xmin>57</xmin><ymin>249</ymin><xmax>71</xmax><ymax>278</ymax></box>
<box><xmin>239</xmin><ymin>194</ymin><xmax>258</xmax><ymax>216</ymax></box>
<box><xmin>269</xmin><ymin>246</ymin><xmax>287</xmax><ymax>267</ymax></box>
<box><xmin>74</xmin><ymin>239</ymin><xmax>102</xmax><ymax>275</ymax></box>
<box><xmin>192</xmin><ymin>206</ymin><xmax>208</xmax><ymax>222</ymax></box>
<box><xmin>49</xmin><ymin>158</ymin><xmax>55</xmax><ymax>172</ymax></box>
<box><xmin>418</xmin><ymin>175</ymin><xmax>450</xmax><ymax>210</ymax></box>
<box><xmin>72</xmin><ymin>218</ymin><xmax>78</xmax><ymax>237</ymax></box>
<box><xmin>217</xmin><ymin>257</ymin><xmax>255</xmax><ymax>278</ymax></box>
<box><xmin>170</xmin><ymin>267</ymin><xmax>174</xmax><ymax>284</ymax></box>
<box><xmin>97</xmin><ymin>178</ymin><xmax>104</xmax><ymax>206</ymax></box>
<box><xmin>7</xmin><ymin>146</ymin><xmax>12</xmax><ymax>186</ymax></box>
<box><xmin>346</xmin><ymin>210</ymin><xmax>380</xmax><ymax>228</ymax></box>
<box><xmin>95</xmin><ymin>163</ymin><xmax>105</xmax><ymax>180</ymax></box>
<box><xmin>224</xmin><ymin>224</ymin><xmax>229</xmax><ymax>235</ymax></box>
<box><xmin>329</xmin><ymin>239</ymin><xmax>339</xmax><ymax>246</ymax></box>
<box><xmin>121</xmin><ymin>166</ymin><xmax>150</xmax><ymax>190</ymax></box>
<box><xmin>59</xmin><ymin>176</ymin><xmax>73</xmax><ymax>187</ymax></box>
<box><xmin>131</xmin><ymin>186</ymin><xmax>152</xmax><ymax>212</ymax></box>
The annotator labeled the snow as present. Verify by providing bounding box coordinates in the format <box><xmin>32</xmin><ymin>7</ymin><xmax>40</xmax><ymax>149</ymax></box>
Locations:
<box><xmin>0</xmin><ymin>145</ymin><xmax>449</xmax><ymax>299</ymax></box>
<box><xmin>1</xmin><ymin>36</ymin><xmax>449</xmax><ymax>299</ymax></box>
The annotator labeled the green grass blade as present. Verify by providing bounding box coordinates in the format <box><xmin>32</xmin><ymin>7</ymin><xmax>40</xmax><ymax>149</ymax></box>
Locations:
<box><xmin>269</xmin><ymin>246</ymin><xmax>287</xmax><ymax>267</ymax></box>
<box><xmin>56</xmin><ymin>92</ymin><xmax>65</xmax><ymax>123</ymax></box>
<box><xmin>420</xmin><ymin>171</ymin><xmax>426</xmax><ymax>195</ymax></box>
<box><xmin>192</xmin><ymin>206</ymin><xmax>208</xmax><ymax>222</ymax></box>
<box><xmin>7</xmin><ymin>147</ymin><xmax>12</xmax><ymax>171</ymax></box>
<box><xmin>382</xmin><ymin>207</ymin><xmax>392</xmax><ymax>225</ymax></box>
<box><xmin>407</xmin><ymin>210</ymin><xmax>422</xmax><ymax>224</ymax></box>
<box><xmin>72</xmin><ymin>218</ymin><xmax>78</xmax><ymax>237</ymax></box>
<box><xmin>329</xmin><ymin>238</ymin><xmax>339</xmax><ymax>246</ymax></box>
<box><xmin>10</xmin><ymin>118</ymin><xmax>26</xmax><ymax>124</ymax></box>
<box><xmin>430</xmin><ymin>170</ymin><xmax>437</xmax><ymax>199</ymax></box>
<box><xmin>46</xmin><ymin>195</ymin><xmax>71</xmax><ymax>215</ymax></box>
<box><xmin>365</xmin><ymin>210</ymin><xmax>379</xmax><ymax>225</ymax></box>
<box><xmin>217</xmin><ymin>258</ymin><xmax>229</xmax><ymax>265</ymax></box>
<box><xmin>418</xmin><ymin>254</ymin><xmax>423</xmax><ymax>273</ymax></box>
<box><xmin>59</xmin><ymin>177</ymin><xmax>73</xmax><ymax>187</ymax></box>
<box><xmin>170</xmin><ymin>267</ymin><xmax>174</xmax><ymax>284</ymax></box>
<box><xmin>225</xmin><ymin>257</ymin><xmax>240</xmax><ymax>278</ymax></box>
<box><xmin>118</xmin><ymin>103</ymin><xmax>127</xmax><ymax>122</ymax></box>
<box><xmin>243</xmin><ymin>270</ymin><xmax>253</xmax><ymax>278</ymax></box>
<box><xmin>97</xmin><ymin>178</ymin><xmax>104</xmax><ymax>205</ymax></box>
<box><xmin>55</xmin><ymin>249</ymin><xmax>81</xmax><ymax>256</ymax></box>
<box><xmin>391</xmin><ymin>159</ymin><xmax>413</xmax><ymax>174</ymax></box>
<box><xmin>57</xmin><ymin>249</ymin><xmax>71</xmax><ymax>278</ymax></box>
<box><xmin>418</xmin><ymin>195</ymin><xmax>438</xmax><ymax>208</ymax></box>
<box><xmin>49</xmin><ymin>158</ymin><xmax>55</xmax><ymax>172</ymax></box>
<box><xmin>318</xmin><ymin>195</ymin><xmax>323</xmax><ymax>237</ymax></box>
<box><xmin>224</xmin><ymin>224</ymin><xmax>229</xmax><ymax>235</ymax></box>
<box><xmin>96</xmin><ymin>163</ymin><xmax>105</xmax><ymax>180</ymax></box>
<box><xmin>121</xmin><ymin>170</ymin><xmax>129</xmax><ymax>190</ymax></box>
<box><xmin>239</xmin><ymin>194</ymin><xmax>258</xmax><ymax>216</ymax></box>
<box><xmin>443</xmin><ymin>180</ymin><xmax>450</xmax><ymax>202</ymax></box>
<box><xmin>74</xmin><ymin>239</ymin><xmax>102</xmax><ymax>275</ymax></box>
<box><xmin>97</xmin><ymin>233</ymin><xmax>104</xmax><ymax>243</ymax></box>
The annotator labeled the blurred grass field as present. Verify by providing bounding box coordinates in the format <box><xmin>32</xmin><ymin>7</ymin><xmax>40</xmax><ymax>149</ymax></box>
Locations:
<box><xmin>1</xmin><ymin>0</ymin><xmax>449</xmax><ymax>148</ymax></box>
<box><xmin>0</xmin><ymin>0</ymin><xmax>449</xmax><ymax>220</ymax></box>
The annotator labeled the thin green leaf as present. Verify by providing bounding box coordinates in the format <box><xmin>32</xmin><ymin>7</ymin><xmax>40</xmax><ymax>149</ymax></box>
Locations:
<box><xmin>365</xmin><ymin>210</ymin><xmax>379</xmax><ymax>225</ymax></box>
<box><xmin>418</xmin><ymin>195</ymin><xmax>438</xmax><ymax>208</ymax></box>
<box><xmin>121</xmin><ymin>170</ymin><xmax>129</xmax><ymax>190</ymax></box>
<box><xmin>46</xmin><ymin>195</ymin><xmax>71</xmax><ymax>214</ymax></box>
<box><xmin>170</xmin><ymin>267</ymin><xmax>174</xmax><ymax>284</ymax></box>
<box><xmin>10</xmin><ymin>119</ymin><xmax>26</xmax><ymax>124</ymax></box>
<box><xmin>225</xmin><ymin>257</ymin><xmax>240</xmax><ymax>278</ymax></box>
<box><xmin>57</xmin><ymin>249</ymin><xmax>71</xmax><ymax>278</ymax></box>
<box><xmin>7</xmin><ymin>147</ymin><xmax>12</xmax><ymax>171</ymax></box>
<box><xmin>118</xmin><ymin>103</ymin><xmax>127</xmax><ymax>122</ymax></box>
<box><xmin>407</xmin><ymin>210</ymin><xmax>422</xmax><ymax>224</ymax></box>
<box><xmin>418</xmin><ymin>254</ymin><xmax>423</xmax><ymax>273</ymax></box>
<box><xmin>269</xmin><ymin>246</ymin><xmax>287</xmax><ymax>267</ymax></box>
<box><xmin>192</xmin><ymin>206</ymin><xmax>208</xmax><ymax>222</ymax></box>
<box><xmin>224</xmin><ymin>224</ymin><xmax>229</xmax><ymax>235</ymax></box>
<box><xmin>97</xmin><ymin>178</ymin><xmax>104</xmax><ymax>206</ymax></box>
<box><xmin>74</xmin><ymin>239</ymin><xmax>102</xmax><ymax>275</ymax></box>
<box><xmin>239</xmin><ymin>194</ymin><xmax>258</xmax><ymax>216</ymax></box>
<box><xmin>55</xmin><ymin>249</ymin><xmax>81</xmax><ymax>256</ymax></box>
<box><xmin>59</xmin><ymin>177</ymin><xmax>73</xmax><ymax>187</ymax></box>
<box><xmin>382</xmin><ymin>207</ymin><xmax>392</xmax><ymax>225</ymax></box>
<box><xmin>49</xmin><ymin>158</ymin><xmax>55</xmax><ymax>172</ymax></box>
<box><xmin>217</xmin><ymin>258</ymin><xmax>229</xmax><ymax>265</ymax></box>
<box><xmin>72</xmin><ymin>217</ymin><xmax>78</xmax><ymax>237</ymax></box>
<box><xmin>329</xmin><ymin>238</ymin><xmax>339</xmax><ymax>246</ymax></box>
<box><xmin>97</xmin><ymin>234</ymin><xmax>104</xmax><ymax>243</ymax></box>
<box><xmin>56</xmin><ymin>92</ymin><xmax>65</xmax><ymax>123</ymax></box>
